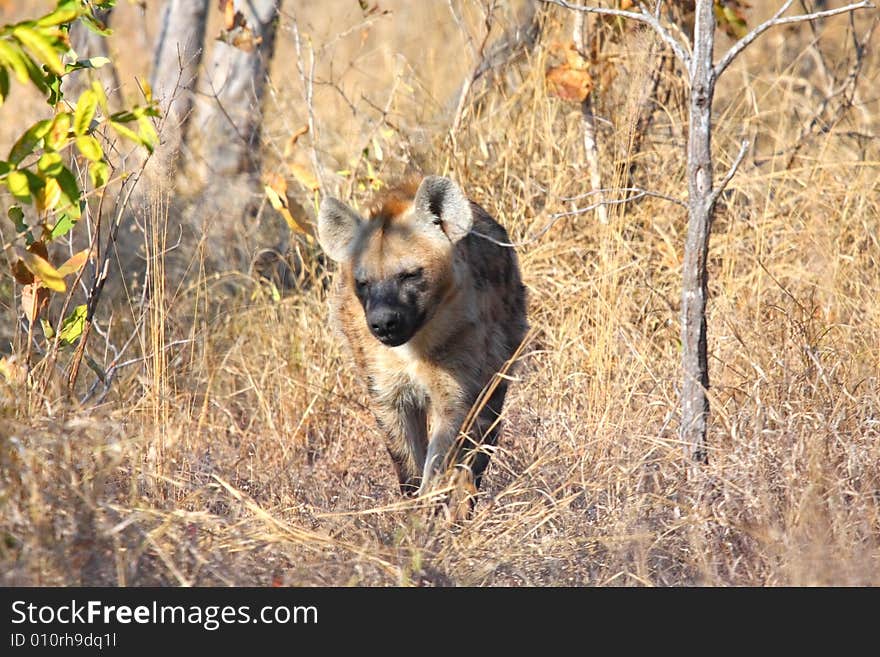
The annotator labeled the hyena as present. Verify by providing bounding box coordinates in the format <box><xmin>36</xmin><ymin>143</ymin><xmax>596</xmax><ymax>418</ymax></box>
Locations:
<box><xmin>317</xmin><ymin>175</ymin><xmax>528</xmax><ymax>501</ymax></box>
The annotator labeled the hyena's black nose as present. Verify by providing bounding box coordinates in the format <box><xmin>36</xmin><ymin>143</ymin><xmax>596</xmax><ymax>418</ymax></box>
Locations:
<box><xmin>369</xmin><ymin>308</ymin><xmax>401</xmax><ymax>338</ymax></box>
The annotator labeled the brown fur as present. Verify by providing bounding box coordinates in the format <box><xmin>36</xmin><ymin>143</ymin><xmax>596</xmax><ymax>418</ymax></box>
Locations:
<box><xmin>320</xmin><ymin>176</ymin><xmax>528</xmax><ymax>503</ymax></box>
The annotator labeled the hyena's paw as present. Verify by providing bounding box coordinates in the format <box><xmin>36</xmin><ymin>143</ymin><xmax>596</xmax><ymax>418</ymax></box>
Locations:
<box><xmin>419</xmin><ymin>467</ymin><xmax>477</xmax><ymax>523</ymax></box>
<box><xmin>445</xmin><ymin>467</ymin><xmax>478</xmax><ymax>523</ymax></box>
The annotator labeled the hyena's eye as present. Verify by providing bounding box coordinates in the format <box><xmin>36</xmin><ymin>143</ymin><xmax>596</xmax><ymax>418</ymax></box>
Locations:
<box><xmin>355</xmin><ymin>278</ymin><xmax>369</xmax><ymax>293</ymax></box>
<box><xmin>397</xmin><ymin>268</ymin><xmax>424</xmax><ymax>283</ymax></box>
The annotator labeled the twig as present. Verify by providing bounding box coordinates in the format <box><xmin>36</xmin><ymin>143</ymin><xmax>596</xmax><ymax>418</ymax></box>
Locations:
<box><xmin>472</xmin><ymin>187</ymin><xmax>685</xmax><ymax>248</ymax></box>
<box><xmin>708</xmin><ymin>139</ymin><xmax>749</xmax><ymax>209</ymax></box>
<box><xmin>290</xmin><ymin>13</ymin><xmax>326</xmax><ymax>195</ymax></box>
<box><xmin>449</xmin><ymin>0</ymin><xmax>497</xmax><ymax>143</ymax></box>
<box><xmin>715</xmin><ymin>0</ymin><xmax>876</xmax><ymax>77</ymax></box>
<box><xmin>539</xmin><ymin>0</ymin><xmax>690</xmax><ymax>67</ymax></box>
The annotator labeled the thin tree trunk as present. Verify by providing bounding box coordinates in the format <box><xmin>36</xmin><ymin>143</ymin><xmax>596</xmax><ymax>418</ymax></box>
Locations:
<box><xmin>189</xmin><ymin>0</ymin><xmax>280</xmax><ymax>181</ymax></box>
<box><xmin>572</xmin><ymin>1</ymin><xmax>607</xmax><ymax>223</ymax></box>
<box><xmin>150</xmin><ymin>0</ymin><xmax>210</xmax><ymax>176</ymax></box>
<box><xmin>680</xmin><ymin>0</ymin><xmax>716</xmax><ymax>464</ymax></box>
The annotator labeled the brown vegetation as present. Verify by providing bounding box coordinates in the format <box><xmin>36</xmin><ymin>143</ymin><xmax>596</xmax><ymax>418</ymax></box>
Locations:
<box><xmin>1</xmin><ymin>1</ymin><xmax>879</xmax><ymax>585</ymax></box>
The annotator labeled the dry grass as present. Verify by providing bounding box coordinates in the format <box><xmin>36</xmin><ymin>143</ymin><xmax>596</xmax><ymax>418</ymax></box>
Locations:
<box><xmin>1</xmin><ymin>2</ymin><xmax>879</xmax><ymax>586</ymax></box>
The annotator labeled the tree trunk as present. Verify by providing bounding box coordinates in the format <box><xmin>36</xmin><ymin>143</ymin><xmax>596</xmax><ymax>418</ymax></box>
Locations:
<box><xmin>179</xmin><ymin>0</ymin><xmax>281</xmax><ymax>274</ymax></box>
<box><xmin>150</xmin><ymin>0</ymin><xmax>210</xmax><ymax>176</ymax></box>
<box><xmin>188</xmin><ymin>0</ymin><xmax>280</xmax><ymax>181</ymax></box>
<box><xmin>680</xmin><ymin>0</ymin><xmax>716</xmax><ymax>464</ymax></box>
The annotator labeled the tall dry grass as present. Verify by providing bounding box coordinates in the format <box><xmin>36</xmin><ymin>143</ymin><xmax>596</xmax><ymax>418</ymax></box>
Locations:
<box><xmin>1</xmin><ymin>2</ymin><xmax>879</xmax><ymax>585</ymax></box>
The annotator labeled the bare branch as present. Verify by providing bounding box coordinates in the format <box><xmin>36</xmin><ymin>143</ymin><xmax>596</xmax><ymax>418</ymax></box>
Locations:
<box><xmin>538</xmin><ymin>0</ymin><xmax>690</xmax><ymax>67</ymax></box>
<box><xmin>715</xmin><ymin>0</ymin><xmax>876</xmax><ymax>77</ymax></box>
<box><xmin>290</xmin><ymin>13</ymin><xmax>326</xmax><ymax>195</ymax></box>
<box><xmin>708</xmin><ymin>140</ymin><xmax>748</xmax><ymax>209</ymax></box>
<box><xmin>472</xmin><ymin>187</ymin><xmax>685</xmax><ymax>248</ymax></box>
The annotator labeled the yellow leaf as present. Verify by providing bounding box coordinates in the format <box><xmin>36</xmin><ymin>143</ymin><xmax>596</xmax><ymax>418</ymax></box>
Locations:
<box><xmin>74</xmin><ymin>89</ymin><xmax>98</xmax><ymax>136</ymax></box>
<box><xmin>13</xmin><ymin>25</ymin><xmax>64</xmax><ymax>76</ymax></box>
<box><xmin>14</xmin><ymin>247</ymin><xmax>65</xmax><ymax>292</ymax></box>
<box><xmin>76</xmin><ymin>134</ymin><xmax>103</xmax><ymax>161</ymax></box>
<box><xmin>57</xmin><ymin>249</ymin><xmax>90</xmax><ymax>278</ymax></box>
<box><xmin>263</xmin><ymin>181</ymin><xmax>315</xmax><ymax>241</ymax></box>
<box><xmin>265</xmin><ymin>172</ymin><xmax>287</xmax><ymax>200</ymax></box>
<box><xmin>290</xmin><ymin>163</ymin><xmax>320</xmax><ymax>192</ymax></box>
<box><xmin>283</xmin><ymin>126</ymin><xmax>309</xmax><ymax>158</ymax></box>
<box><xmin>46</xmin><ymin>112</ymin><xmax>72</xmax><ymax>150</ymax></box>
<box><xmin>35</xmin><ymin>176</ymin><xmax>62</xmax><ymax>213</ymax></box>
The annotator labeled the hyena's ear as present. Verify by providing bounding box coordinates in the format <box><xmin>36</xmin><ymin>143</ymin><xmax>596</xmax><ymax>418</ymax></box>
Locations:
<box><xmin>413</xmin><ymin>176</ymin><xmax>473</xmax><ymax>243</ymax></box>
<box><xmin>317</xmin><ymin>197</ymin><xmax>363</xmax><ymax>262</ymax></box>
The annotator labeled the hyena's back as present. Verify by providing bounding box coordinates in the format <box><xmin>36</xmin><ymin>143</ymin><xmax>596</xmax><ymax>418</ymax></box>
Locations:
<box><xmin>454</xmin><ymin>202</ymin><xmax>527</xmax><ymax>374</ymax></box>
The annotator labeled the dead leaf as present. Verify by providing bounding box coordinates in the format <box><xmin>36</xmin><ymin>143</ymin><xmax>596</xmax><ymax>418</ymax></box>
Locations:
<box><xmin>216</xmin><ymin>3</ymin><xmax>262</xmax><ymax>53</ymax></box>
<box><xmin>57</xmin><ymin>249</ymin><xmax>91</xmax><ymax>278</ymax></box>
<box><xmin>220</xmin><ymin>0</ymin><xmax>235</xmax><ymax>30</ymax></box>
<box><xmin>546</xmin><ymin>64</ymin><xmax>593</xmax><ymax>102</ymax></box>
<box><xmin>21</xmin><ymin>283</ymin><xmax>50</xmax><ymax>325</ymax></box>
<box><xmin>290</xmin><ymin>163</ymin><xmax>320</xmax><ymax>192</ymax></box>
<box><xmin>546</xmin><ymin>42</ymin><xmax>594</xmax><ymax>102</ymax></box>
<box><xmin>264</xmin><ymin>173</ymin><xmax>315</xmax><ymax>240</ymax></box>
<box><xmin>283</xmin><ymin>126</ymin><xmax>309</xmax><ymax>159</ymax></box>
<box><xmin>14</xmin><ymin>246</ymin><xmax>66</xmax><ymax>293</ymax></box>
<box><xmin>714</xmin><ymin>1</ymin><xmax>750</xmax><ymax>40</ymax></box>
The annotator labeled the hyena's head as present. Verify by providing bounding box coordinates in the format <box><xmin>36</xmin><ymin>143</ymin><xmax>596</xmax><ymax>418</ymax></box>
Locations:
<box><xmin>317</xmin><ymin>176</ymin><xmax>473</xmax><ymax>347</ymax></box>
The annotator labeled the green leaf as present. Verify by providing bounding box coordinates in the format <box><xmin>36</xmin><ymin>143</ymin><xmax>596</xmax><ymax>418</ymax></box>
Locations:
<box><xmin>40</xmin><ymin>318</ymin><xmax>55</xmax><ymax>339</ymax></box>
<box><xmin>48</xmin><ymin>212</ymin><xmax>76</xmax><ymax>240</ymax></box>
<box><xmin>13</xmin><ymin>246</ymin><xmax>66</xmax><ymax>292</ymax></box>
<box><xmin>67</xmin><ymin>55</ymin><xmax>110</xmax><ymax>70</ymax></box>
<box><xmin>22</xmin><ymin>52</ymin><xmax>50</xmax><ymax>94</ymax></box>
<box><xmin>88</xmin><ymin>160</ymin><xmax>109</xmax><ymax>188</ymax></box>
<box><xmin>6</xmin><ymin>170</ymin><xmax>32</xmax><ymax>203</ymax></box>
<box><xmin>8</xmin><ymin>205</ymin><xmax>26</xmax><ymax>231</ymax></box>
<box><xmin>73</xmin><ymin>89</ymin><xmax>98</xmax><ymax>136</ymax></box>
<box><xmin>45</xmin><ymin>71</ymin><xmax>62</xmax><ymax>105</ymax></box>
<box><xmin>8</xmin><ymin>119</ymin><xmax>51</xmax><ymax>165</ymax></box>
<box><xmin>45</xmin><ymin>112</ymin><xmax>71</xmax><ymax>150</ymax></box>
<box><xmin>109</xmin><ymin>109</ymin><xmax>136</xmax><ymax>123</ymax></box>
<box><xmin>37</xmin><ymin>151</ymin><xmax>64</xmax><ymax>177</ymax></box>
<box><xmin>137</xmin><ymin>117</ymin><xmax>157</xmax><ymax>152</ymax></box>
<box><xmin>0</xmin><ymin>41</ymin><xmax>30</xmax><ymax>84</ymax></box>
<box><xmin>79</xmin><ymin>13</ymin><xmax>112</xmax><ymax>37</ymax></box>
<box><xmin>75</xmin><ymin>134</ymin><xmax>102</xmax><ymax>161</ymax></box>
<box><xmin>13</xmin><ymin>26</ymin><xmax>65</xmax><ymax>76</ymax></box>
<box><xmin>58</xmin><ymin>304</ymin><xmax>87</xmax><ymax>345</ymax></box>
<box><xmin>36</xmin><ymin>175</ymin><xmax>62</xmax><ymax>212</ymax></box>
<box><xmin>7</xmin><ymin>205</ymin><xmax>34</xmax><ymax>244</ymax></box>
<box><xmin>0</xmin><ymin>67</ymin><xmax>8</xmax><ymax>106</ymax></box>
<box><xmin>88</xmin><ymin>55</ymin><xmax>111</xmax><ymax>69</ymax></box>
<box><xmin>54</xmin><ymin>165</ymin><xmax>82</xmax><ymax>220</ymax></box>
<box><xmin>36</xmin><ymin>1</ymin><xmax>81</xmax><ymax>27</ymax></box>
<box><xmin>110</xmin><ymin>120</ymin><xmax>141</xmax><ymax>145</ymax></box>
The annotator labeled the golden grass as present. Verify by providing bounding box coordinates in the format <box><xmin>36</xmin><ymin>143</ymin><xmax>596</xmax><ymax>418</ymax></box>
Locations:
<box><xmin>1</xmin><ymin>3</ymin><xmax>879</xmax><ymax>586</ymax></box>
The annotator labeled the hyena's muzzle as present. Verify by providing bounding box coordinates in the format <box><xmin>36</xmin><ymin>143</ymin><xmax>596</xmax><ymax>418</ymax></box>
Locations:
<box><xmin>356</xmin><ymin>275</ymin><xmax>427</xmax><ymax>347</ymax></box>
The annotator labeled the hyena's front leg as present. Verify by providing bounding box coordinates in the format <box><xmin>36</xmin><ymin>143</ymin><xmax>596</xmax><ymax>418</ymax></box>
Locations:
<box><xmin>373</xmin><ymin>394</ymin><xmax>428</xmax><ymax>496</ymax></box>
<box><xmin>418</xmin><ymin>382</ymin><xmax>509</xmax><ymax>497</ymax></box>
